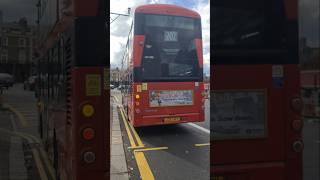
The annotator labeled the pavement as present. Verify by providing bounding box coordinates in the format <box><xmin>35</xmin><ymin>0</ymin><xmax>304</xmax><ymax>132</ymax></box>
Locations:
<box><xmin>111</xmin><ymin>91</ymin><xmax>130</xmax><ymax>180</ymax></box>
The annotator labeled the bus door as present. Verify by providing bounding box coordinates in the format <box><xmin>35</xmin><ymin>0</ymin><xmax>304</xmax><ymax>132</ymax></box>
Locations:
<box><xmin>211</xmin><ymin>0</ymin><xmax>303</xmax><ymax>179</ymax></box>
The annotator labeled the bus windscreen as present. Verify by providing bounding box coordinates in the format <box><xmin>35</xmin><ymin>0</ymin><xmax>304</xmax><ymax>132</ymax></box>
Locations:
<box><xmin>135</xmin><ymin>13</ymin><xmax>202</xmax><ymax>82</ymax></box>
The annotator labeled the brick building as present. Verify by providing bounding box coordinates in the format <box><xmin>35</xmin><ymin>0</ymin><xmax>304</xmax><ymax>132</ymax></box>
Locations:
<box><xmin>0</xmin><ymin>17</ymin><xmax>36</xmax><ymax>82</ymax></box>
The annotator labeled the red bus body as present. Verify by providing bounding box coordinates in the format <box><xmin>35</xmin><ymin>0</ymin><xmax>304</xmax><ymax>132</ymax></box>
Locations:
<box><xmin>36</xmin><ymin>1</ymin><xmax>109</xmax><ymax>180</ymax></box>
<box><xmin>211</xmin><ymin>0</ymin><xmax>303</xmax><ymax>179</ymax></box>
<box><xmin>127</xmin><ymin>82</ymin><xmax>205</xmax><ymax>127</ymax></box>
<box><xmin>122</xmin><ymin>4</ymin><xmax>205</xmax><ymax>127</ymax></box>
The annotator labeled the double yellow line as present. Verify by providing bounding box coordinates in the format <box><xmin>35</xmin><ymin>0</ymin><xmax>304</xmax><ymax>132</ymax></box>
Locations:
<box><xmin>0</xmin><ymin>128</ymin><xmax>56</xmax><ymax>180</ymax></box>
<box><xmin>118</xmin><ymin>105</ymin><xmax>155</xmax><ymax>180</ymax></box>
<box><xmin>4</xmin><ymin>104</ymin><xmax>56</xmax><ymax>180</ymax></box>
<box><xmin>113</xmin><ymin>95</ymin><xmax>161</xmax><ymax>180</ymax></box>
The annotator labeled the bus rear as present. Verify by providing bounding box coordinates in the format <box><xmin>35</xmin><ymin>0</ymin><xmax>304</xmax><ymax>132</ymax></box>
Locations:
<box><xmin>124</xmin><ymin>4</ymin><xmax>205</xmax><ymax>127</ymax></box>
<box><xmin>211</xmin><ymin>0</ymin><xmax>303</xmax><ymax>179</ymax></box>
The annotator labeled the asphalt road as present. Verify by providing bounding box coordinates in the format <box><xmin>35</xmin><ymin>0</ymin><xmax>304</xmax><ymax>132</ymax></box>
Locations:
<box><xmin>113</xmin><ymin>90</ymin><xmax>210</xmax><ymax>180</ymax></box>
<box><xmin>0</xmin><ymin>84</ymin><xmax>45</xmax><ymax>180</ymax></box>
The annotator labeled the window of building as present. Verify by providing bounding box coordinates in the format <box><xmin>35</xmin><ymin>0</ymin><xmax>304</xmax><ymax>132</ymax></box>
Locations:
<box><xmin>3</xmin><ymin>37</ymin><xmax>8</xmax><ymax>46</ymax></box>
<box><xmin>0</xmin><ymin>55</ymin><xmax>8</xmax><ymax>63</ymax></box>
<box><xmin>19</xmin><ymin>38</ymin><xmax>26</xmax><ymax>47</ymax></box>
<box><xmin>19</xmin><ymin>50</ymin><xmax>26</xmax><ymax>63</ymax></box>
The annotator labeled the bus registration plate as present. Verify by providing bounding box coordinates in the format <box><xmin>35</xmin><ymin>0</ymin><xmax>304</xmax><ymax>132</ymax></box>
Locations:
<box><xmin>164</xmin><ymin>117</ymin><xmax>180</xmax><ymax>122</ymax></box>
<box><xmin>212</xmin><ymin>176</ymin><xmax>225</xmax><ymax>180</ymax></box>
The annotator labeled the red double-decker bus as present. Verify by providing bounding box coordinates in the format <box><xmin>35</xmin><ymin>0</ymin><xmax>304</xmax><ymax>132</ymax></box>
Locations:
<box><xmin>35</xmin><ymin>0</ymin><xmax>108</xmax><ymax>180</ymax></box>
<box><xmin>121</xmin><ymin>4</ymin><xmax>205</xmax><ymax>127</ymax></box>
<box><xmin>211</xmin><ymin>0</ymin><xmax>303</xmax><ymax>179</ymax></box>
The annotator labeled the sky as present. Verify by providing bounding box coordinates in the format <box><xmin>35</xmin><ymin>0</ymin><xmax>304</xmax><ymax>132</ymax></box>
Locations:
<box><xmin>110</xmin><ymin>0</ymin><xmax>210</xmax><ymax>75</ymax></box>
<box><xmin>0</xmin><ymin>0</ymin><xmax>37</xmax><ymax>25</ymax></box>
<box><xmin>299</xmin><ymin>0</ymin><xmax>320</xmax><ymax>47</ymax></box>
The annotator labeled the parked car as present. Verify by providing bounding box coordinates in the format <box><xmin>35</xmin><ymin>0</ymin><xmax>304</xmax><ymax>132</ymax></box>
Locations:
<box><xmin>24</xmin><ymin>76</ymin><xmax>37</xmax><ymax>91</ymax></box>
<box><xmin>0</xmin><ymin>73</ymin><xmax>14</xmax><ymax>89</ymax></box>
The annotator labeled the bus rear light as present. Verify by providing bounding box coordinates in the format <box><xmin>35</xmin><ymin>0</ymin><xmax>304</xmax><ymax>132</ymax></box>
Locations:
<box><xmin>82</xmin><ymin>128</ymin><xmax>95</xmax><ymax>140</ymax></box>
<box><xmin>135</xmin><ymin>108</ymin><xmax>141</xmax><ymax>113</ymax></box>
<box><xmin>292</xmin><ymin>140</ymin><xmax>304</xmax><ymax>152</ymax></box>
<box><xmin>135</xmin><ymin>102</ymin><xmax>140</xmax><ymax>106</ymax></box>
<box><xmin>135</xmin><ymin>94</ymin><xmax>140</xmax><ymax>99</ymax></box>
<box><xmin>291</xmin><ymin>97</ymin><xmax>303</xmax><ymax>112</ymax></box>
<box><xmin>292</xmin><ymin>120</ymin><xmax>303</xmax><ymax>132</ymax></box>
<box><xmin>82</xmin><ymin>104</ymin><xmax>95</xmax><ymax>117</ymax></box>
<box><xmin>83</xmin><ymin>151</ymin><xmax>96</xmax><ymax>164</ymax></box>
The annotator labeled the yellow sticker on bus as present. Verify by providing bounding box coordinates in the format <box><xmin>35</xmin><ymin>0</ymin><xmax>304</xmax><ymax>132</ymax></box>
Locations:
<box><xmin>137</xmin><ymin>85</ymin><xmax>142</xmax><ymax>92</ymax></box>
<box><xmin>142</xmin><ymin>83</ymin><xmax>148</xmax><ymax>90</ymax></box>
<box><xmin>86</xmin><ymin>74</ymin><xmax>101</xmax><ymax>96</ymax></box>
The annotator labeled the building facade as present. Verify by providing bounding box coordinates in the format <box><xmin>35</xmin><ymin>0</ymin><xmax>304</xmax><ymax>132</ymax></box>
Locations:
<box><xmin>0</xmin><ymin>18</ymin><xmax>36</xmax><ymax>82</ymax></box>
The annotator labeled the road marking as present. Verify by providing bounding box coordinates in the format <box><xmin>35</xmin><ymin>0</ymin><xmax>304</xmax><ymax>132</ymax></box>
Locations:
<box><xmin>0</xmin><ymin>128</ymin><xmax>49</xmax><ymax>180</ymax></box>
<box><xmin>128</xmin><ymin>117</ymin><xmax>144</xmax><ymax>147</ymax></box>
<box><xmin>128</xmin><ymin>146</ymin><xmax>145</xmax><ymax>149</ymax></box>
<box><xmin>32</xmin><ymin>148</ymin><xmax>49</xmax><ymax>180</ymax></box>
<box><xmin>119</xmin><ymin>106</ymin><xmax>136</xmax><ymax>147</ymax></box>
<box><xmin>5</xmin><ymin>104</ymin><xmax>28</xmax><ymax>127</ymax></box>
<box><xmin>188</xmin><ymin>123</ymin><xmax>210</xmax><ymax>134</ymax></box>
<box><xmin>10</xmin><ymin>112</ymin><xmax>55</xmax><ymax>180</ymax></box>
<box><xmin>118</xmin><ymin>106</ymin><xmax>155</xmax><ymax>180</ymax></box>
<box><xmin>114</xmin><ymin>96</ymin><xmax>119</xmax><ymax>103</ymax></box>
<box><xmin>194</xmin><ymin>143</ymin><xmax>210</xmax><ymax>147</ymax></box>
<box><xmin>24</xmin><ymin>134</ymin><xmax>56</xmax><ymax>180</ymax></box>
<box><xmin>120</xmin><ymin>107</ymin><xmax>144</xmax><ymax>147</ymax></box>
<box><xmin>134</xmin><ymin>151</ymin><xmax>155</xmax><ymax>180</ymax></box>
<box><xmin>134</xmin><ymin>147</ymin><xmax>168</xmax><ymax>152</ymax></box>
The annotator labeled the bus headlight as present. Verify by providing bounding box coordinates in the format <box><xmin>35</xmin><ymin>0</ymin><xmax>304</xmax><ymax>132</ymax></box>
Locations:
<box><xmin>82</xmin><ymin>104</ymin><xmax>95</xmax><ymax>117</ymax></box>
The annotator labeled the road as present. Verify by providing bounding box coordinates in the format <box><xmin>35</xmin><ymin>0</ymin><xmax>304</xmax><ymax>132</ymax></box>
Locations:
<box><xmin>0</xmin><ymin>84</ymin><xmax>52</xmax><ymax>180</ymax></box>
<box><xmin>303</xmin><ymin>117</ymin><xmax>320</xmax><ymax>180</ymax></box>
<box><xmin>112</xmin><ymin>90</ymin><xmax>210</xmax><ymax>180</ymax></box>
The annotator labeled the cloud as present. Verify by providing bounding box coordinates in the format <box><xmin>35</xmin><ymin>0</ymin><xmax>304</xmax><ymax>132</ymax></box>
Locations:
<box><xmin>193</xmin><ymin>0</ymin><xmax>210</xmax><ymax>74</ymax></box>
<box><xmin>110</xmin><ymin>0</ymin><xmax>147</xmax><ymax>67</ymax></box>
<box><xmin>0</xmin><ymin>0</ymin><xmax>37</xmax><ymax>25</ymax></box>
<box><xmin>110</xmin><ymin>0</ymin><xmax>211</xmax><ymax>74</ymax></box>
<box><xmin>299</xmin><ymin>0</ymin><xmax>319</xmax><ymax>47</ymax></box>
